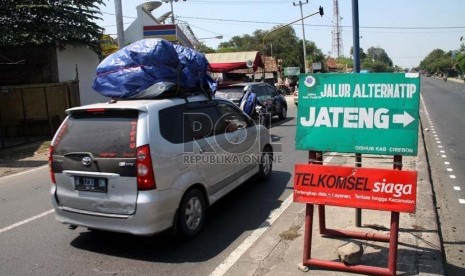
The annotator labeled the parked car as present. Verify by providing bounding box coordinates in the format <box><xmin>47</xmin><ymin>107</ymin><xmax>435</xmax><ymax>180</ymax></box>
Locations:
<box><xmin>49</xmin><ymin>93</ymin><xmax>273</xmax><ymax>238</ymax></box>
<box><xmin>242</xmin><ymin>82</ymin><xmax>288</xmax><ymax>128</ymax></box>
<box><xmin>216</xmin><ymin>82</ymin><xmax>287</xmax><ymax>128</ymax></box>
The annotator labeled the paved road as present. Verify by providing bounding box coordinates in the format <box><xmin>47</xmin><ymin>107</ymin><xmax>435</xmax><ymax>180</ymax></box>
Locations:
<box><xmin>0</xmin><ymin>98</ymin><xmax>305</xmax><ymax>276</ymax></box>
<box><xmin>420</xmin><ymin>77</ymin><xmax>465</xmax><ymax>275</ymax></box>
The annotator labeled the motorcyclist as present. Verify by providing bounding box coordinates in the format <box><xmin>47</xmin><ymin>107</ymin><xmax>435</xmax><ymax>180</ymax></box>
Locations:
<box><xmin>239</xmin><ymin>86</ymin><xmax>256</xmax><ymax>116</ymax></box>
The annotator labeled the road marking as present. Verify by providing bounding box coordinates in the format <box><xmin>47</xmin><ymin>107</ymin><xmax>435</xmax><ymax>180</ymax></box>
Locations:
<box><xmin>0</xmin><ymin>165</ymin><xmax>48</xmax><ymax>181</ymax></box>
<box><xmin>209</xmin><ymin>155</ymin><xmax>335</xmax><ymax>276</ymax></box>
<box><xmin>440</xmin><ymin>150</ymin><xmax>445</xmax><ymax>153</ymax></box>
<box><xmin>421</xmin><ymin>97</ymin><xmax>465</xmax><ymax>208</ymax></box>
<box><xmin>0</xmin><ymin>209</ymin><xmax>54</xmax><ymax>235</ymax></box>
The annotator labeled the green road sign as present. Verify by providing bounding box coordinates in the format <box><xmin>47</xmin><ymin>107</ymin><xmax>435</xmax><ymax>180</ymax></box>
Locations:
<box><xmin>295</xmin><ymin>73</ymin><xmax>420</xmax><ymax>156</ymax></box>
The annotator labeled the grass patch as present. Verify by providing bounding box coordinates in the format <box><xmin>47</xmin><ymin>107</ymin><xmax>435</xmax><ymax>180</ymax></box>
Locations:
<box><xmin>0</xmin><ymin>140</ymin><xmax>51</xmax><ymax>160</ymax></box>
<box><xmin>279</xmin><ymin>225</ymin><xmax>301</xmax><ymax>241</ymax></box>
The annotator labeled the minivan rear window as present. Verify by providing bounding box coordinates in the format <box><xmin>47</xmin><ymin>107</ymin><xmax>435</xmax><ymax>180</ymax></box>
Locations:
<box><xmin>54</xmin><ymin>109</ymin><xmax>139</xmax><ymax>158</ymax></box>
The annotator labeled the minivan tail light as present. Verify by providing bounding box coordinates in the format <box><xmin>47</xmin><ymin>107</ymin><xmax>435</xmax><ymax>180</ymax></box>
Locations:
<box><xmin>136</xmin><ymin>145</ymin><xmax>156</xmax><ymax>190</ymax></box>
<box><xmin>49</xmin><ymin>146</ymin><xmax>56</xmax><ymax>184</ymax></box>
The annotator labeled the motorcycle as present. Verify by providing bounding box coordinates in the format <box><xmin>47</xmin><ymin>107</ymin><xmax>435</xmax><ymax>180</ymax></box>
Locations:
<box><xmin>239</xmin><ymin>88</ymin><xmax>272</xmax><ymax>129</ymax></box>
<box><xmin>255</xmin><ymin>99</ymin><xmax>273</xmax><ymax>129</ymax></box>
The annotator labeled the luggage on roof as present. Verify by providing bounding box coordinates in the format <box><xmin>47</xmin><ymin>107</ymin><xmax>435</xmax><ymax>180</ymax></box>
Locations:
<box><xmin>92</xmin><ymin>39</ymin><xmax>215</xmax><ymax>99</ymax></box>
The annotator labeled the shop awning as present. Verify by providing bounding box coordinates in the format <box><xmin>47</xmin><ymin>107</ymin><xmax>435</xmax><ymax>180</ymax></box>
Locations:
<box><xmin>205</xmin><ymin>51</ymin><xmax>264</xmax><ymax>73</ymax></box>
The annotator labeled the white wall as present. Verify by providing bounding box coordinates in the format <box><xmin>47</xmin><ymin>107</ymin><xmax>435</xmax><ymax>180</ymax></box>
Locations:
<box><xmin>56</xmin><ymin>46</ymin><xmax>107</xmax><ymax>106</ymax></box>
<box><xmin>124</xmin><ymin>4</ymin><xmax>160</xmax><ymax>45</ymax></box>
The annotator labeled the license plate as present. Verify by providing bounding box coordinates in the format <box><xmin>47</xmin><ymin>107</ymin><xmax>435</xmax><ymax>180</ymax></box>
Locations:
<box><xmin>74</xmin><ymin>176</ymin><xmax>107</xmax><ymax>193</ymax></box>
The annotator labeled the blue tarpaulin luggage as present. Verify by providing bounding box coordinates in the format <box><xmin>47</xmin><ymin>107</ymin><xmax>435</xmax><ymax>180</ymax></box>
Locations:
<box><xmin>92</xmin><ymin>39</ymin><xmax>214</xmax><ymax>99</ymax></box>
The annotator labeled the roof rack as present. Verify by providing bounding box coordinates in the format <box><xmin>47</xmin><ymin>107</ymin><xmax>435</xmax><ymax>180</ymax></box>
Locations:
<box><xmin>107</xmin><ymin>88</ymin><xmax>211</xmax><ymax>104</ymax></box>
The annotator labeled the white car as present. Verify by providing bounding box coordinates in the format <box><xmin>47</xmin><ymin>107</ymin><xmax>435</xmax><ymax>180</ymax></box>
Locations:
<box><xmin>50</xmin><ymin>94</ymin><xmax>273</xmax><ymax>238</ymax></box>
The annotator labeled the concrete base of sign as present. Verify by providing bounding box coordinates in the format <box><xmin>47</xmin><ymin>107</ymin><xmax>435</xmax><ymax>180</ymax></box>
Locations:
<box><xmin>337</xmin><ymin>242</ymin><xmax>364</xmax><ymax>265</ymax></box>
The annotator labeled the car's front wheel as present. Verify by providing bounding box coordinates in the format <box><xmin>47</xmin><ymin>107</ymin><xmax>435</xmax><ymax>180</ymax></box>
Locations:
<box><xmin>178</xmin><ymin>188</ymin><xmax>206</xmax><ymax>238</ymax></box>
<box><xmin>258</xmin><ymin>147</ymin><xmax>273</xmax><ymax>181</ymax></box>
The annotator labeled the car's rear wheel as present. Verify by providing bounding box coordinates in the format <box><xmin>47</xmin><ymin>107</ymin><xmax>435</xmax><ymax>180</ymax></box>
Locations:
<box><xmin>258</xmin><ymin>147</ymin><xmax>273</xmax><ymax>181</ymax></box>
<box><xmin>178</xmin><ymin>188</ymin><xmax>206</xmax><ymax>238</ymax></box>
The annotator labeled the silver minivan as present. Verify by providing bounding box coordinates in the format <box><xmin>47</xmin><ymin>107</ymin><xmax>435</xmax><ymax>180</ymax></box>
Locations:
<box><xmin>50</xmin><ymin>94</ymin><xmax>273</xmax><ymax>238</ymax></box>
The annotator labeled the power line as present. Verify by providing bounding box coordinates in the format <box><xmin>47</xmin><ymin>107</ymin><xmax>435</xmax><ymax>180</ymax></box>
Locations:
<box><xmin>187</xmin><ymin>23</ymin><xmax>226</xmax><ymax>37</ymax></box>
<box><xmin>177</xmin><ymin>16</ymin><xmax>465</xmax><ymax>30</ymax></box>
<box><xmin>101</xmin><ymin>11</ymin><xmax>136</xmax><ymax>19</ymax></box>
<box><xmin>99</xmin><ymin>10</ymin><xmax>465</xmax><ymax>31</ymax></box>
<box><xmin>187</xmin><ymin>0</ymin><xmax>288</xmax><ymax>4</ymax></box>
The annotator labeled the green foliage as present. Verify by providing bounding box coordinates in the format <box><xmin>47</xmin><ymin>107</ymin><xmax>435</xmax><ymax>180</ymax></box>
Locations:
<box><xmin>350</xmin><ymin>46</ymin><xmax>395</xmax><ymax>72</ymax></box>
<box><xmin>335</xmin><ymin>56</ymin><xmax>353</xmax><ymax>69</ymax></box>
<box><xmin>0</xmin><ymin>0</ymin><xmax>104</xmax><ymax>55</ymax></box>
<box><xmin>195</xmin><ymin>42</ymin><xmax>215</xmax><ymax>53</ymax></box>
<box><xmin>456</xmin><ymin>52</ymin><xmax>465</xmax><ymax>74</ymax></box>
<box><xmin>419</xmin><ymin>49</ymin><xmax>453</xmax><ymax>73</ymax></box>
<box><xmin>350</xmin><ymin>47</ymin><xmax>367</xmax><ymax>60</ymax></box>
<box><xmin>366</xmin><ymin>47</ymin><xmax>393</xmax><ymax>67</ymax></box>
<box><xmin>217</xmin><ymin>25</ymin><xmax>325</xmax><ymax>71</ymax></box>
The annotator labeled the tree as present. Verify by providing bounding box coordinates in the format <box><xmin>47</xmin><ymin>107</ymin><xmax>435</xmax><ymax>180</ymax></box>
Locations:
<box><xmin>261</xmin><ymin>26</ymin><xmax>301</xmax><ymax>68</ymax></box>
<box><xmin>0</xmin><ymin>0</ymin><xmax>104</xmax><ymax>55</ymax></box>
<box><xmin>419</xmin><ymin>49</ymin><xmax>453</xmax><ymax>74</ymax></box>
<box><xmin>335</xmin><ymin>56</ymin><xmax>353</xmax><ymax>70</ymax></box>
<box><xmin>366</xmin><ymin>47</ymin><xmax>393</xmax><ymax>67</ymax></box>
<box><xmin>350</xmin><ymin>46</ymin><xmax>367</xmax><ymax>60</ymax></box>
<box><xmin>195</xmin><ymin>42</ymin><xmax>215</xmax><ymax>53</ymax></box>
<box><xmin>217</xmin><ymin>25</ymin><xmax>325</xmax><ymax>72</ymax></box>
<box><xmin>456</xmin><ymin>52</ymin><xmax>465</xmax><ymax>75</ymax></box>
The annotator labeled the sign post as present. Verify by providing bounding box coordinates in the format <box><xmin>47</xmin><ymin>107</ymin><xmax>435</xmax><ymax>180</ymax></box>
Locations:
<box><xmin>294</xmin><ymin>72</ymin><xmax>420</xmax><ymax>275</ymax></box>
<box><xmin>296</xmin><ymin>73</ymin><xmax>420</xmax><ymax>156</ymax></box>
<box><xmin>284</xmin><ymin>67</ymin><xmax>300</xmax><ymax>76</ymax></box>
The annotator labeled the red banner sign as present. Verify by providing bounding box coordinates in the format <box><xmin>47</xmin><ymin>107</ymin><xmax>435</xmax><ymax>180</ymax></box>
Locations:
<box><xmin>294</xmin><ymin>164</ymin><xmax>417</xmax><ymax>213</ymax></box>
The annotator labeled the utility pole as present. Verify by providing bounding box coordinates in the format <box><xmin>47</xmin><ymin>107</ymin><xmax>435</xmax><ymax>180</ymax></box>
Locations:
<box><xmin>114</xmin><ymin>0</ymin><xmax>125</xmax><ymax>49</ymax></box>
<box><xmin>293</xmin><ymin>0</ymin><xmax>309</xmax><ymax>72</ymax></box>
<box><xmin>163</xmin><ymin>0</ymin><xmax>187</xmax><ymax>25</ymax></box>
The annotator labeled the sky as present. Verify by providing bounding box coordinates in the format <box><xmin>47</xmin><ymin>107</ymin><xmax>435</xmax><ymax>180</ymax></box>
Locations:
<box><xmin>97</xmin><ymin>0</ymin><xmax>465</xmax><ymax>69</ymax></box>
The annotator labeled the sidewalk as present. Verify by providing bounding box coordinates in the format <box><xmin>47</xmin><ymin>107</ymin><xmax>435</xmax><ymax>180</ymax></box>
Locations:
<box><xmin>448</xmin><ymin>77</ymin><xmax>464</xmax><ymax>84</ymax></box>
<box><xmin>225</xmin><ymin>130</ymin><xmax>444</xmax><ymax>275</ymax></box>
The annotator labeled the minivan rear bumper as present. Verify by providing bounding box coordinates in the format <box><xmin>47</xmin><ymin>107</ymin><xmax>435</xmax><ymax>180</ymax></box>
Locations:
<box><xmin>51</xmin><ymin>185</ymin><xmax>181</xmax><ymax>236</ymax></box>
